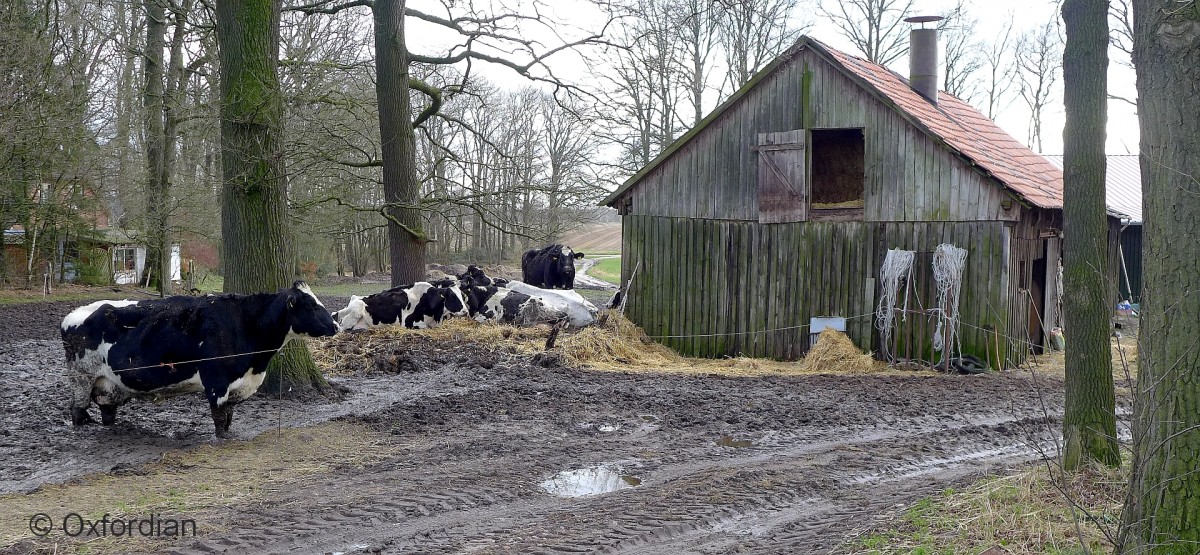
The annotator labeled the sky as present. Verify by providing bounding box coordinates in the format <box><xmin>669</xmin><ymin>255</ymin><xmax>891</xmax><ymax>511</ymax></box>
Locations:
<box><xmin>406</xmin><ymin>0</ymin><xmax>1141</xmax><ymax>156</ymax></box>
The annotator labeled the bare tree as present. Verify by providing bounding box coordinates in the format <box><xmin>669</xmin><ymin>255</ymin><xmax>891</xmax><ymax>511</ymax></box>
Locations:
<box><xmin>819</xmin><ymin>0</ymin><xmax>914</xmax><ymax>66</ymax></box>
<box><xmin>718</xmin><ymin>0</ymin><xmax>807</xmax><ymax>89</ymax></box>
<box><xmin>940</xmin><ymin>0</ymin><xmax>984</xmax><ymax>102</ymax></box>
<box><xmin>979</xmin><ymin>17</ymin><xmax>1018</xmax><ymax>120</ymax></box>
<box><xmin>291</xmin><ymin>0</ymin><xmax>615</xmax><ymax>284</ymax></box>
<box><xmin>1015</xmin><ymin>20</ymin><xmax>1063</xmax><ymax>152</ymax></box>
<box><xmin>676</xmin><ymin>0</ymin><xmax>722</xmax><ymax>126</ymax></box>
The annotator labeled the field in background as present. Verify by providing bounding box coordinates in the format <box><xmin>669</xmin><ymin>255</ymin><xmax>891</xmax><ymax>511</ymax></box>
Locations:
<box><xmin>557</xmin><ymin>223</ymin><xmax>621</xmax><ymax>254</ymax></box>
<box><xmin>589</xmin><ymin>257</ymin><xmax>621</xmax><ymax>284</ymax></box>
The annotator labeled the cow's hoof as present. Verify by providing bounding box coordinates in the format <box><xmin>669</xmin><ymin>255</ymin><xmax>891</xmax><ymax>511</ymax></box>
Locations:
<box><xmin>99</xmin><ymin>405</ymin><xmax>118</xmax><ymax>425</ymax></box>
<box><xmin>70</xmin><ymin>407</ymin><xmax>94</xmax><ymax>426</ymax></box>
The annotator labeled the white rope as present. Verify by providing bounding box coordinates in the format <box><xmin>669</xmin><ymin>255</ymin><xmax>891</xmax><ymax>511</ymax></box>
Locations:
<box><xmin>931</xmin><ymin>243</ymin><xmax>968</xmax><ymax>362</ymax></box>
<box><xmin>875</xmin><ymin>248</ymin><xmax>915</xmax><ymax>361</ymax></box>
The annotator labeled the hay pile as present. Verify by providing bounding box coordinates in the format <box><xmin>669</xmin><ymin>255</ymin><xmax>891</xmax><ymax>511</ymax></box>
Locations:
<box><xmin>310</xmin><ymin>313</ymin><xmax>893</xmax><ymax>378</ymax></box>
<box><xmin>559</xmin><ymin>312</ymin><xmax>682</xmax><ymax>370</ymax></box>
<box><xmin>797</xmin><ymin>329</ymin><xmax>879</xmax><ymax>373</ymax></box>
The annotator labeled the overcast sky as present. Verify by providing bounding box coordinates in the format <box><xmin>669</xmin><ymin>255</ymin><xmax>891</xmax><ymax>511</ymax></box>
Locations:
<box><xmin>406</xmin><ymin>0</ymin><xmax>1140</xmax><ymax>156</ymax></box>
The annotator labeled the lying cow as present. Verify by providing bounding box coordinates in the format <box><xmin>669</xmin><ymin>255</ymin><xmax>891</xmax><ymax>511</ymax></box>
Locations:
<box><xmin>521</xmin><ymin>244</ymin><xmax>584</xmax><ymax>289</ymax></box>
<box><xmin>61</xmin><ymin>281</ymin><xmax>337</xmax><ymax>438</ymax></box>
<box><xmin>460</xmin><ymin>285</ymin><xmax>567</xmax><ymax>326</ymax></box>
<box><xmin>505</xmin><ymin>280</ymin><xmax>598</xmax><ymax>327</ymax></box>
<box><xmin>332</xmin><ymin>280</ymin><xmax>467</xmax><ymax>331</ymax></box>
<box><xmin>458</xmin><ymin>264</ymin><xmax>509</xmax><ymax>287</ymax></box>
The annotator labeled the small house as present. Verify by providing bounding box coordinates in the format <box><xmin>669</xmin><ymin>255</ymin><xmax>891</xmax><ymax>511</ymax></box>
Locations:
<box><xmin>602</xmin><ymin>33</ymin><xmax>1118</xmax><ymax>369</ymax></box>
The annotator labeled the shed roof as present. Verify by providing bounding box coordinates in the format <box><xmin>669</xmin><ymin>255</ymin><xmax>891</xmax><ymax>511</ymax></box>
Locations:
<box><xmin>1043</xmin><ymin>154</ymin><xmax>1141</xmax><ymax>223</ymax></box>
<box><xmin>603</xmin><ymin>36</ymin><xmax>1065</xmax><ymax>210</ymax></box>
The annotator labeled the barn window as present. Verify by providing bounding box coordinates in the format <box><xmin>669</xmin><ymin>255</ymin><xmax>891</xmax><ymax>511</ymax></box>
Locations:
<box><xmin>810</xmin><ymin>128</ymin><xmax>865</xmax><ymax>215</ymax></box>
<box><xmin>756</xmin><ymin>130</ymin><xmax>807</xmax><ymax>224</ymax></box>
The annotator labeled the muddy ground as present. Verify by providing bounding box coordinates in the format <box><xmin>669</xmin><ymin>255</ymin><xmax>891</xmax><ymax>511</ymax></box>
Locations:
<box><xmin>1</xmin><ymin>297</ymin><xmax>1075</xmax><ymax>554</ymax></box>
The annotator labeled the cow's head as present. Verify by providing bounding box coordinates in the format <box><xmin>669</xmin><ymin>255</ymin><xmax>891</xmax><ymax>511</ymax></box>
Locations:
<box><xmin>331</xmin><ymin>295</ymin><xmax>371</xmax><ymax>332</ymax></box>
<box><xmin>287</xmin><ymin>281</ymin><xmax>338</xmax><ymax>337</ymax></box>
<box><xmin>553</xmin><ymin>246</ymin><xmax>585</xmax><ymax>277</ymax></box>
<box><xmin>435</xmin><ymin>280</ymin><xmax>469</xmax><ymax>317</ymax></box>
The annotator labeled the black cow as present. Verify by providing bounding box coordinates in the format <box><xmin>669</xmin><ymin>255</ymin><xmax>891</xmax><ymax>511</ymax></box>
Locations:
<box><xmin>457</xmin><ymin>265</ymin><xmax>508</xmax><ymax>287</ymax></box>
<box><xmin>332</xmin><ymin>280</ymin><xmax>468</xmax><ymax>331</ymax></box>
<box><xmin>460</xmin><ymin>285</ymin><xmax>566</xmax><ymax>325</ymax></box>
<box><xmin>61</xmin><ymin>281</ymin><xmax>338</xmax><ymax>438</ymax></box>
<box><xmin>521</xmin><ymin>244</ymin><xmax>585</xmax><ymax>289</ymax></box>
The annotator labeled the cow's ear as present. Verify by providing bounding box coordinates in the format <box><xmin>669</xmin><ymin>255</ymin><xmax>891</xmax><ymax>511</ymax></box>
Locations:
<box><xmin>292</xmin><ymin>280</ymin><xmax>306</xmax><ymax>289</ymax></box>
<box><xmin>574</xmin><ymin>251</ymin><xmax>585</xmax><ymax>259</ymax></box>
<box><xmin>287</xmin><ymin>294</ymin><xmax>296</xmax><ymax>309</ymax></box>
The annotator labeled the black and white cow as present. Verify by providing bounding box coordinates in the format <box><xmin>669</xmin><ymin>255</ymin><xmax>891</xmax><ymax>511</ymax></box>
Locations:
<box><xmin>457</xmin><ymin>265</ymin><xmax>508</xmax><ymax>287</ymax></box>
<box><xmin>460</xmin><ymin>285</ymin><xmax>567</xmax><ymax>326</ymax></box>
<box><xmin>521</xmin><ymin>244</ymin><xmax>584</xmax><ymax>290</ymax></box>
<box><xmin>505</xmin><ymin>280</ymin><xmax>599</xmax><ymax>327</ymax></box>
<box><xmin>61</xmin><ymin>281</ymin><xmax>338</xmax><ymax>438</ymax></box>
<box><xmin>332</xmin><ymin>281</ymin><xmax>468</xmax><ymax>331</ymax></box>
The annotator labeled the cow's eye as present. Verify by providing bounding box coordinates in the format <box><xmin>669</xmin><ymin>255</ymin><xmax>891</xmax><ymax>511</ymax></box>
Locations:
<box><xmin>552</xmin><ymin>256</ymin><xmax>558</xmax><ymax>260</ymax></box>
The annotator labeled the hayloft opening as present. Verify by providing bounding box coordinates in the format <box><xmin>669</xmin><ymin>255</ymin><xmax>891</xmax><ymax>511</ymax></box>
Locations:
<box><xmin>810</xmin><ymin>129</ymin><xmax>865</xmax><ymax>210</ymax></box>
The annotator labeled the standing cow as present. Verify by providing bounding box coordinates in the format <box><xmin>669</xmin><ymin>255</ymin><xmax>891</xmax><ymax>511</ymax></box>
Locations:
<box><xmin>331</xmin><ymin>280</ymin><xmax>468</xmax><ymax>331</ymax></box>
<box><xmin>521</xmin><ymin>244</ymin><xmax>585</xmax><ymax>289</ymax></box>
<box><xmin>61</xmin><ymin>281</ymin><xmax>338</xmax><ymax>438</ymax></box>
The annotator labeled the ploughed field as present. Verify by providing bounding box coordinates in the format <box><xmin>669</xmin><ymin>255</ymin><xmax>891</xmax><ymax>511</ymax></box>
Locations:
<box><xmin>0</xmin><ymin>296</ymin><xmax>1067</xmax><ymax>554</ymax></box>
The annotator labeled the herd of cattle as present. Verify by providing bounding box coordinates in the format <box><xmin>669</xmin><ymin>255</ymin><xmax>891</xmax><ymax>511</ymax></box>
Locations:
<box><xmin>58</xmin><ymin>245</ymin><xmax>596</xmax><ymax>438</ymax></box>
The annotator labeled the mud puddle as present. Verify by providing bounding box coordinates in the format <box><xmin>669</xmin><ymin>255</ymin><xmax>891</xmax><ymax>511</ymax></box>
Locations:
<box><xmin>541</xmin><ymin>464</ymin><xmax>643</xmax><ymax>497</ymax></box>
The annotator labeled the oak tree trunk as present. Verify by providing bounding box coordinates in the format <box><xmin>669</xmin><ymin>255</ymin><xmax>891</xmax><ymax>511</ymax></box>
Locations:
<box><xmin>1060</xmin><ymin>0</ymin><xmax>1119</xmax><ymax>471</ymax></box>
<box><xmin>215</xmin><ymin>0</ymin><xmax>326</xmax><ymax>395</ymax></box>
<box><xmin>1120</xmin><ymin>0</ymin><xmax>1200</xmax><ymax>550</ymax></box>
<box><xmin>373</xmin><ymin>0</ymin><xmax>426</xmax><ymax>286</ymax></box>
<box><xmin>143</xmin><ymin>0</ymin><xmax>171</xmax><ymax>295</ymax></box>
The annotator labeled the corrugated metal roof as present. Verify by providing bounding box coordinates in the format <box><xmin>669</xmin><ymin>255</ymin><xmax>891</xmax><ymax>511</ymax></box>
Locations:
<box><xmin>604</xmin><ymin>36</ymin><xmax>1068</xmax><ymax>211</ymax></box>
<box><xmin>1043</xmin><ymin>154</ymin><xmax>1142</xmax><ymax>223</ymax></box>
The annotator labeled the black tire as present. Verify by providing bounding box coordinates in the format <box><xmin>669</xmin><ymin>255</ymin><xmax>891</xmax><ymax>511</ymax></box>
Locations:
<box><xmin>952</xmin><ymin>355</ymin><xmax>989</xmax><ymax>374</ymax></box>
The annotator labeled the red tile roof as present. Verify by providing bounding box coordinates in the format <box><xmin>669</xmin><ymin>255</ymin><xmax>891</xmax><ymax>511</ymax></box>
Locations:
<box><xmin>814</xmin><ymin>39</ymin><xmax>1064</xmax><ymax>209</ymax></box>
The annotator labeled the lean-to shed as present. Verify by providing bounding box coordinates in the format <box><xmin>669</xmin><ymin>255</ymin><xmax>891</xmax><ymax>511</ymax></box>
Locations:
<box><xmin>602</xmin><ymin>34</ymin><xmax>1112</xmax><ymax>368</ymax></box>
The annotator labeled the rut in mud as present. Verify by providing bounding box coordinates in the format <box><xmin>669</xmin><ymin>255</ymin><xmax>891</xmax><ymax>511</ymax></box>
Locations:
<box><xmin>1</xmin><ymin>298</ymin><xmax>1069</xmax><ymax>554</ymax></box>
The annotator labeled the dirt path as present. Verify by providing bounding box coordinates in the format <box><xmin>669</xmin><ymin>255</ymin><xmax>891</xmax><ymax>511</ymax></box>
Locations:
<box><xmin>1</xmin><ymin>299</ymin><xmax>1067</xmax><ymax>554</ymax></box>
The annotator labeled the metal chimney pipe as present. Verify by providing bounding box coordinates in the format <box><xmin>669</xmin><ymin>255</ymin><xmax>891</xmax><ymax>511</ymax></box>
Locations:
<box><xmin>905</xmin><ymin>16</ymin><xmax>944</xmax><ymax>105</ymax></box>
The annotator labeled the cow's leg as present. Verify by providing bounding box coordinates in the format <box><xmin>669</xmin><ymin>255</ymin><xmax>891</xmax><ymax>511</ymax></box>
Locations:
<box><xmin>210</xmin><ymin>402</ymin><xmax>234</xmax><ymax>439</ymax></box>
<box><xmin>99</xmin><ymin>404</ymin><xmax>118</xmax><ymax>425</ymax></box>
<box><xmin>203</xmin><ymin>376</ymin><xmax>235</xmax><ymax>439</ymax></box>
<box><xmin>68</xmin><ymin>369</ymin><xmax>95</xmax><ymax>425</ymax></box>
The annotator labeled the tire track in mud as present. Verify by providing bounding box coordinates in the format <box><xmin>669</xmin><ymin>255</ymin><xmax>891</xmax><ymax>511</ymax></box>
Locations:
<box><xmin>164</xmin><ymin>409</ymin><xmax>1061</xmax><ymax>555</ymax></box>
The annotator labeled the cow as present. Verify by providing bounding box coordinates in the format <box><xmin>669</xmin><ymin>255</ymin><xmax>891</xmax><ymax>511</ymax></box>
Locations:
<box><xmin>332</xmin><ymin>280</ymin><xmax>468</xmax><ymax>331</ymax></box>
<box><xmin>61</xmin><ymin>281</ymin><xmax>338</xmax><ymax>438</ymax></box>
<box><xmin>460</xmin><ymin>284</ymin><xmax>567</xmax><ymax>326</ymax></box>
<box><xmin>505</xmin><ymin>280</ymin><xmax>598</xmax><ymax>327</ymax></box>
<box><xmin>457</xmin><ymin>265</ymin><xmax>509</xmax><ymax>287</ymax></box>
<box><xmin>521</xmin><ymin>244</ymin><xmax>585</xmax><ymax>290</ymax></box>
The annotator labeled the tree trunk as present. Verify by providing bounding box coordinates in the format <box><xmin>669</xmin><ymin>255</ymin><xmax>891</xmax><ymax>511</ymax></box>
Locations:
<box><xmin>373</xmin><ymin>0</ymin><xmax>425</xmax><ymax>286</ymax></box>
<box><xmin>1060</xmin><ymin>0</ymin><xmax>1119</xmax><ymax>471</ymax></box>
<box><xmin>143</xmin><ymin>0</ymin><xmax>171</xmax><ymax>295</ymax></box>
<box><xmin>215</xmin><ymin>0</ymin><xmax>326</xmax><ymax>395</ymax></box>
<box><xmin>1120</xmin><ymin>0</ymin><xmax>1200</xmax><ymax>549</ymax></box>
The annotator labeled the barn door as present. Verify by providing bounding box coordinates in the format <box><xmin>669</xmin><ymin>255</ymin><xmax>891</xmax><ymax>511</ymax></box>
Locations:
<box><xmin>756</xmin><ymin>130</ymin><xmax>807</xmax><ymax>223</ymax></box>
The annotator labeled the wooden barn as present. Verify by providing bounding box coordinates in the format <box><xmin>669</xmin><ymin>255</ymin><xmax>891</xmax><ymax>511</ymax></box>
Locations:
<box><xmin>602</xmin><ymin>34</ymin><xmax>1111</xmax><ymax>369</ymax></box>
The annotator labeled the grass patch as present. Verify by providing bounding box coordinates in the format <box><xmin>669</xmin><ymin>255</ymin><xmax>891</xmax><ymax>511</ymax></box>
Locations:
<box><xmin>588</xmin><ymin>257</ymin><xmax>622</xmax><ymax>285</ymax></box>
<box><xmin>0</xmin><ymin>284</ymin><xmax>152</xmax><ymax>306</ymax></box>
<box><xmin>845</xmin><ymin>462</ymin><xmax>1126</xmax><ymax>554</ymax></box>
<box><xmin>0</xmin><ymin>421</ymin><xmax>399</xmax><ymax>554</ymax></box>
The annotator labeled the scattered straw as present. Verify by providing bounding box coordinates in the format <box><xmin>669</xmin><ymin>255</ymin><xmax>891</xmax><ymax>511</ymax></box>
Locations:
<box><xmin>311</xmin><ymin>312</ymin><xmax>914</xmax><ymax>378</ymax></box>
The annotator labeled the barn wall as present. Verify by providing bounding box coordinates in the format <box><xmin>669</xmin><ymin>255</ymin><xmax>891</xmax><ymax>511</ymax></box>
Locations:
<box><xmin>622</xmin><ymin>215</ymin><xmax>1015</xmax><ymax>365</ymax></box>
<box><xmin>1118</xmin><ymin>224</ymin><xmax>1142</xmax><ymax>303</ymax></box>
<box><xmin>623</xmin><ymin>48</ymin><xmax>1018</xmax><ymax>224</ymax></box>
